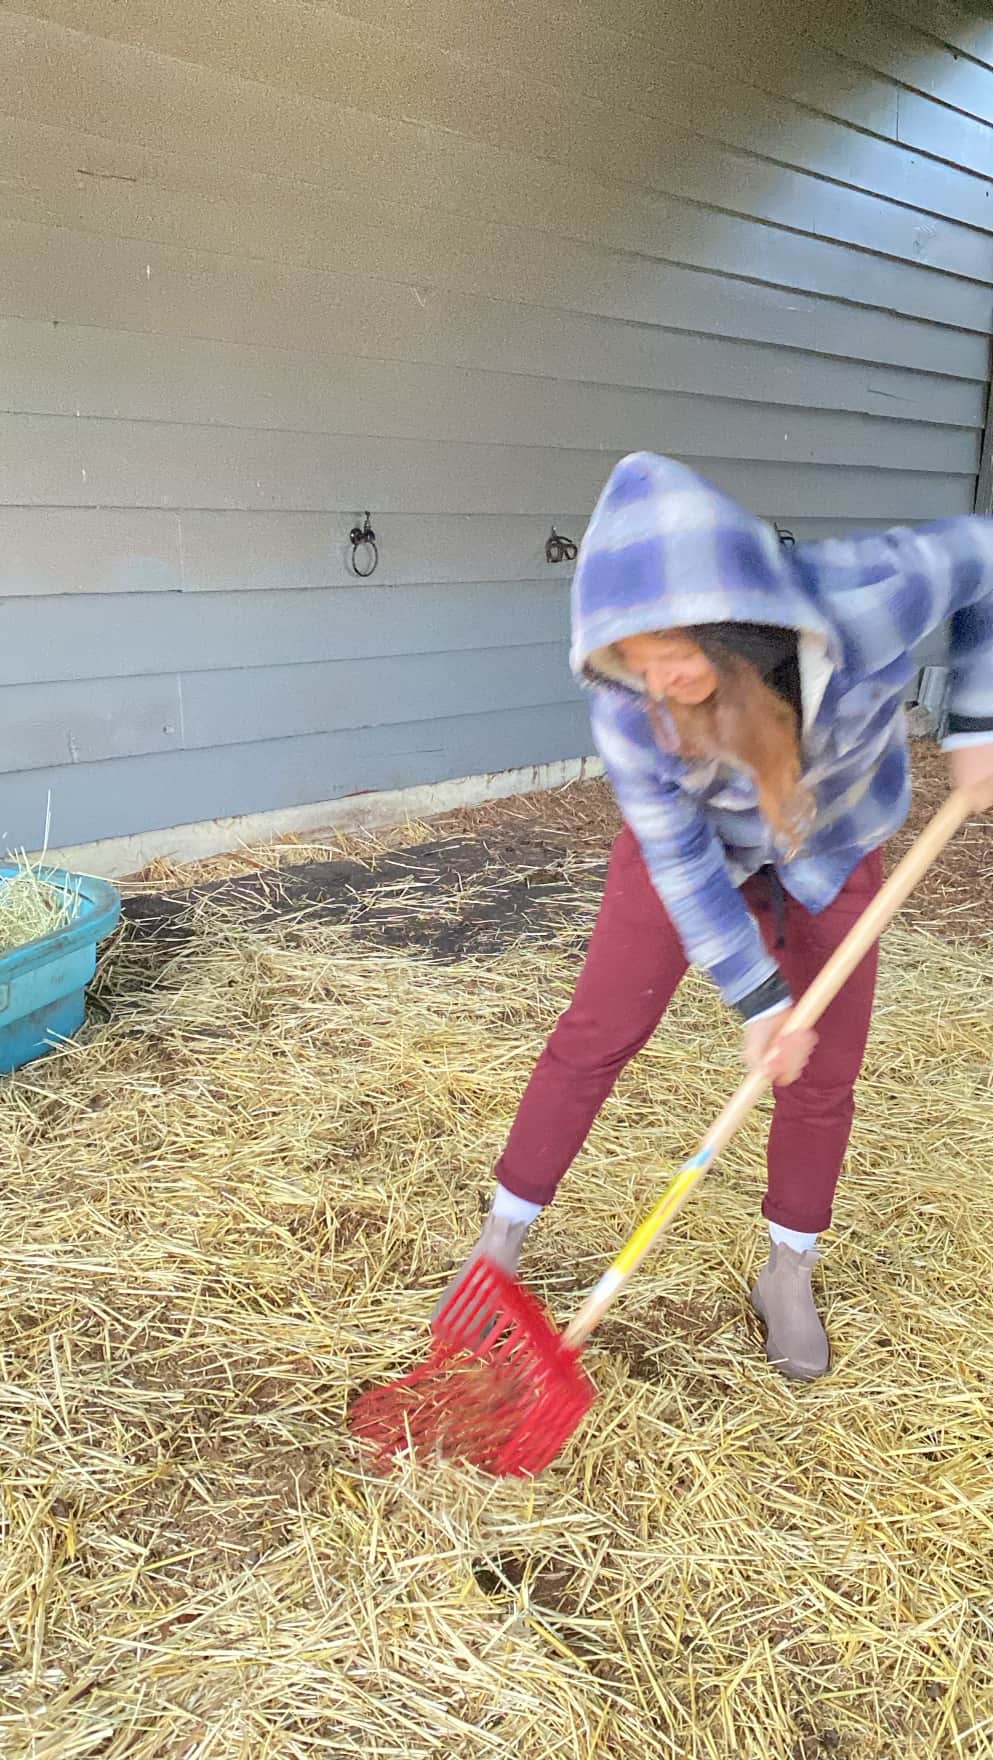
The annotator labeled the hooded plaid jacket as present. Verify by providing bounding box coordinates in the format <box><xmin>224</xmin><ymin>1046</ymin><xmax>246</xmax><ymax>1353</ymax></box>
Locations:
<box><xmin>570</xmin><ymin>453</ymin><xmax>993</xmax><ymax>1018</ymax></box>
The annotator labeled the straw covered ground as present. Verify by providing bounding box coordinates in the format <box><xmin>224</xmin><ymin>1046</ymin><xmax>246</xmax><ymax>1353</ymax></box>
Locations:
<box><xmin>1</xmin><ymin>778</ymin><xmax>992</xmax><ymax>1757</ymax></box>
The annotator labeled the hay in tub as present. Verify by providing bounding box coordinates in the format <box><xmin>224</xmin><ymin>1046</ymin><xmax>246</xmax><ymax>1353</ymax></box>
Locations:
<box><xmin>0</xmin><ymin>894</ymin><xmax>990</xmax><ymax>1759</ymax></box>
<box><xmin>0</xmin><ymin>859</ymin><xmax>80</xmax><ymax>957</ymax></box>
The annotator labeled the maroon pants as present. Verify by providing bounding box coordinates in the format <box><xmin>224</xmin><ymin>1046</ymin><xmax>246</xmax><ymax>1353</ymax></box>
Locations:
<box><xmin>496</xmin><ymin>829</ymin><xmax>883</xmax><ymax>1233</ymax></box>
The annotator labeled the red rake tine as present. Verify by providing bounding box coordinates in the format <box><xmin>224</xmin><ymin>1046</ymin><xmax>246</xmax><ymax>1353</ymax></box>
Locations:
<box><xmin>349</xmin><ymin>1257</ymin><xmax>596</xmax><ymax>1476</ymax></box>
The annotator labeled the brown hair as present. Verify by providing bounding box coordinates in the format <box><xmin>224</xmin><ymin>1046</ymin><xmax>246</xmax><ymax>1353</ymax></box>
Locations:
<box><xmin>643</xmin><ymin>646</ymin><xmax>814</xmax><ymax>858</ymax></box>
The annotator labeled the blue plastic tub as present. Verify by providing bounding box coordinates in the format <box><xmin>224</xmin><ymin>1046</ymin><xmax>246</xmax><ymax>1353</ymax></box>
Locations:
<box><xmin>0</xmin><ymin>867</ymin><xmax>121</xmax><ymax>1074</ymax></box>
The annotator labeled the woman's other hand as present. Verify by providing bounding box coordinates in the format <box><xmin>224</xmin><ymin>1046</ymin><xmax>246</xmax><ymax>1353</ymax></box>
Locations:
<box><xmin>744</xmin><ymin>1008</ymin><xmax>817</xmax><ymax>1087</ymax></box>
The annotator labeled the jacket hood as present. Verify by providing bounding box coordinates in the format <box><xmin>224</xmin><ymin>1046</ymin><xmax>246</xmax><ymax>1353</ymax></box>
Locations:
<box><xmin>570</xmin><ymin>453</ymin><xmax>836</xmax><ymax>690</ymax></box>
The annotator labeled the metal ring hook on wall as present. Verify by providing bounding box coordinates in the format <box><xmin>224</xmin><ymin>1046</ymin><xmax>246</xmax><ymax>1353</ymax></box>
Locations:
<box><xmin>545</xmin><ymin>526</ymin><xmax>578</xmax><ymax>565</ymax></box>
<box><xmin>349</xmin><ymin>512</ymin><xmax>379</xmax><ymax>578</ymax></box>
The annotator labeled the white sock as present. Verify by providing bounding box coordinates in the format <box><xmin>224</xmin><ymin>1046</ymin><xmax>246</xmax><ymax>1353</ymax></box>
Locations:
<box><xmin>769</xmin><ymin>1220</ymin><xmax>818</xmax><ymax>1254</ymax></box>
<box><xmin>492</xmin><ymin>1184</ymin><xmax>543</xmax><ymax>1226</ymax></box>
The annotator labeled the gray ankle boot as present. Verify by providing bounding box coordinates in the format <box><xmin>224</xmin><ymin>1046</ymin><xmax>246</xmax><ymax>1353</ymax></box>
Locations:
<box><xmin>431</xmin><ymin>1207</ymin><xmax>533</xmax><ymax>1326</ymax></box>
<box><xmin>750</xmin><ymin>1242</ymin><xmax>830</xmax><ymax>1380</ymax></box>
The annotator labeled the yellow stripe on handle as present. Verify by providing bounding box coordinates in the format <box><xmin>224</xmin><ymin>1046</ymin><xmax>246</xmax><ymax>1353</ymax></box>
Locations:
<box><xmin>561</xmin><ymin>788</ymin><xmax>978</xmax><ymax>1353</ymax></box>
<box><xmin>612</xmin><ymin>1150</ymin><xmax>714</xmax><ymax>1278</ymax></box>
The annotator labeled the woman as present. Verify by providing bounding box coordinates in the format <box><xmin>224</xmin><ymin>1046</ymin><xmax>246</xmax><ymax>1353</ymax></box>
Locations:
<box><xmin>441</xmin><ymin>454</ymin><xmax>993</xmax><ymax>1379</ymax></box>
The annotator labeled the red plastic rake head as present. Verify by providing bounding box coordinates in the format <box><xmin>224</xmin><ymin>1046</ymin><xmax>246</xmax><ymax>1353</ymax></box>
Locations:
<box><xmin>349</xmin><ymin>1258</ymin><xmax>596</xmax><ymax>1476</ymax></box>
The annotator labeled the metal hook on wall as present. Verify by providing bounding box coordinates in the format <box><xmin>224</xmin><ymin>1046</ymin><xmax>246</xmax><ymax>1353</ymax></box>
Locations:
<box><xmin>774</xmin><ymin>521</ymin><xmax>796</xmax><ymax>549</ymax></box>
<box><xmin>545</xmin><ymin>526</ymin><xmax>578</xmax><ymax>565</ymax></box>
<box><xmin>349</xmin><ymin>512</ymin><xmax>379</xmax><ymax>578</ymax></box>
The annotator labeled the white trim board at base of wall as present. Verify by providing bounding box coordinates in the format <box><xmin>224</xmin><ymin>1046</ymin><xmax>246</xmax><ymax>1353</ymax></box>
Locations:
<box><xmin>38</xmin><ymin>756</ymin><xmax>605</xmax><ymax>880</ymax></box>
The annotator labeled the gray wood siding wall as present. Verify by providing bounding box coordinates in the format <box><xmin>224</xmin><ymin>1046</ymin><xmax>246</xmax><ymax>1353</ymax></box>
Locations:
<box><xmin>1</xmin><ymin>0</ymin><xmax>992</xmax><ymax>849</ymax></box>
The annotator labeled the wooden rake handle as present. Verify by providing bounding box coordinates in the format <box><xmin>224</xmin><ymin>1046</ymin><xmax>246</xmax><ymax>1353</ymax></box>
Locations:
<box><xmin>562</xmin><ymin>786</ymin><xmax>980</xmax><ymax>1351</ymax></box>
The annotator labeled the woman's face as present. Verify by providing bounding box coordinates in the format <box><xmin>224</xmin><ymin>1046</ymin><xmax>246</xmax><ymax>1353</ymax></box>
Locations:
<box><xmin>617</xmin><ymin>630</ymin><xmax>812</xmax><ymax>857</ymax></box>
<box><xmin>615</xmin><ymin>632</ymin><xmax>718</xmax><ymax>705</ymax></box>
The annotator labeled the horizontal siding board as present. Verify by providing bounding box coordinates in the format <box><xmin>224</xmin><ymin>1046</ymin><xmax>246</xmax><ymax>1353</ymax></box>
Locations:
<box><xmin>316</xmin><ymin>0</ymin><xmax>993</xmax><ymax>171</ymax></box>
<box><xmin>579</xmin><ymin>2</ymin><xmax>993</xmax><ymax>186</ymax></box>
<box><xmin>0</xmin><ymin>646</ymin><xmax>579</xmax><ymax>773</ymax></box>
<box><xmin>2</xmin><ymin>222</ymin><xmax>985</xmax><ymax>384</ymax></box>
<box><xmin>0</xmin><ymin>416</ymin><xmax>976</xmax><ymax>518</ymax></box>
<box><xmin>885</xmin><ymin>0</ymin><xmax>993</xmax><ymax>67</ymax></box>
<box><xmin>10</xmin><ymin>0</ymin><xmax>893</xmax><ymax>155</ymax></box>
<box><xmin>3</xmin><ymin>315</ymin><xmax>982</xmax><ymax>435</ymax></box>
<box><xmin>896</xmin><ymin>89</ymin><xmax>993</xmax><ymax>181</ymax></box>
<box><xmin>812</xmin><ymin>2</ymin><xmax>993</xmax><ymax>126</ymax></box>
<box><xmin>4</xmin><ymin>136</ymin><xmax>989</xmax><ymax>338</ymax></box>
<box><xmin>515</xmin><ymin>0</ymin><xmax>993</xmax><ymax>129</ymax></box>
<box><xmin>307</xmin><ymin>0</ymin><xmax>993</xmax><ymax>190</ymax></box>
<box><xmin>6</xmin><ymin>6</ymin><xmax>993</xmax><ymax>236</ymax></box>
<box><xmin>4</xmin><ymin>103</ymin><xmax>989</xmax><ymax>295</ymax></box>
<box><xmin>0</xmin><ymin>673</ymin><xmax>183</xmax><ymax>772</ymax></box>
<box><xmin>0</xmin><ymin>702</ymin><xmax>596</xmax><ymax>849</ymax></box>
<box><xmin>0</xmin><ymin>584</ymin><xmax>573</xmax><ymax>685</ymax></box>
<box><xmin>600</xmin><ymin>152</ymin><xmax>991</xmax><ymax>292</ymax></box>
<box><xmin>699</xmin><ymin>100</ymin><xmax>993</xmax><ymax>235</ymax></box>
<box><xmin>310</xmin><ymin>0</ymin><xmax>906</xmax><ymax>139</ymax></box>
<box><xmin>0</xmin><ymin>507</ymin><xmax>183</xmax><ymax>594</ymax></box>
<box><xmin>181</xmin><ymin>646</ymin><xmax>578</xmax><ymax>750</ymax></box>
<box><xmin>0</xmin><ymin>508</ymin><xmax>590</xmax><ymax>596</ymax></box>
<box><xmin>0</xmin><ymin>329</ymin><xmax>980</xmax><ymax>472</ymax></box>
<box><xmin>179</xmin><ymin>514</ymin><xmax>589</xmax><ymax>595</ymax></box>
